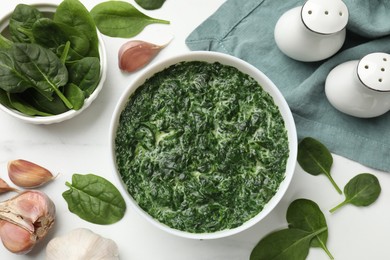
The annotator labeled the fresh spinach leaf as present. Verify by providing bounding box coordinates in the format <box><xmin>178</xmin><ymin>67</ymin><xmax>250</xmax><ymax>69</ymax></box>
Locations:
<box><xmin>11</xmin><ymin>43</ymin><xmax>73</xmax><ymax>109</ymax></box>
<box><xmin>7</xmin><ymin>93</ymin><xmax>53</xmax><ymax>116</ymax></box>
<box><xmin>250</xmin><ymin>227</ymin><xmax>327</xmax><ymax>260</ymax></box>
<box><xmin>330</xmin><ymin>173</ymin><xmax>381</xmax><ymax>213</ymax></box>
<box><xmin>9</xmin><ymin>4</ymin><xmax>42</xmax><ymax>43</ymax></box>
<box><xmin>0</xmin><ymin>51</ymin><xmax>34</xmax><ymax>93</ymax></box>
<box><xmin>63</xmin><ymin>173</ymin><xmax>126</xmax><ymax>225</ymax></box>
<box><xmin>54</xmin><ymin>0</ymin><xmax>99</xmax><ymax>58</ymax></box>
<box><xmin>0</xmin><ymin>34</ymin><xmax>12</xmax><ymax>49</ymax></box>
<box><xmin>64</xmin><ymin>83</ymin><xmax>85</xmax><ymax>110</ymax></box>
<box><xmin>67</xmin><ymin>57</ymin><xmax>100</xmax><ymax>97</ymax></box>
<box><xmin>298</xmin><ymin>137</ymin><xmax>342</xmax><ymax>194</ymax></box>
<box><xmin>32</xmin><ymin>18</ymin><xmax>90</xmax><ymax>61</ymax></box>
<box><xmin>135</xmin><ymin>0</ymin><xmax>166</xmax><ymax>10</ymax></box>
<box><xmin>21</xmin><ymin>89</ymin><xmax>68</xmax><ymax>115</ymax></box>
<box><xmin>0</xmin><ymin>89</ymin><xmax>12</xmax><ymax>108</ymax></box>
<box><xmin>90</xmin><ymin>1</ymin><xmax>170</xmax><ymax>38</ymax></box>
<box><xmin>287</xmin><ymin>199</ymin><xmax>334</xmax><ymax>259</ymax></box>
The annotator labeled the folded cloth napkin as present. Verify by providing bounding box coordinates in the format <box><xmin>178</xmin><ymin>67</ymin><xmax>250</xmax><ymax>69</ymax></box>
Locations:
<box><xmin>186</xmin><ymin>0</ymin><xmax>390</xmax><ymax>172</ymax></box>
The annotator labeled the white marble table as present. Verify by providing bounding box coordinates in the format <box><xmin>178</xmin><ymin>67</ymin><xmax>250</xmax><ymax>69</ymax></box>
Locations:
<box><xmin>0</xmin><ymin>1</ymin><xmax>389</xmax><ymax>259</ymax></box>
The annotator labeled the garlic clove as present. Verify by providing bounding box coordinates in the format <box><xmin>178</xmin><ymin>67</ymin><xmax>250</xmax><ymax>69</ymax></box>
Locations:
<box><xmin>46</xmin><ymin>228</ymin><xmax>119</xmax><ymax>260</ymax></box>
<box><xmin>0</xmin><ymin>190</ymin><xmax>56</xmax><ymax>254</ymax></box>
<box><xmin>0</xmin><ymin>220</ymin><xmax>35</xmax><ymax>254</ymax></box>
<box><xmin>118</xmin><ymin>40</ymin><xmax>169</xmax><ymax>72</ymax></box>
<box><xmin>8</xmin><ymin>159</ymin><xmax>55</xmax><ymax>188</ymax></box>
<box><xmin>0</xmin><ymin>178</ymin><xmax>18</xmax><ymax>193</ymax></box>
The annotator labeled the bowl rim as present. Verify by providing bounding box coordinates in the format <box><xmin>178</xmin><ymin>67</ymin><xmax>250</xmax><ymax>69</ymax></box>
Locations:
<box><xmin>0</xmin><ymin>3</ymin><xmax>107</xmax><ymax>124</ymax></box>
<box><xmin>109</xmin><ymin>51</ymin><xmax>297</xmax><ymax>239</ymax></box>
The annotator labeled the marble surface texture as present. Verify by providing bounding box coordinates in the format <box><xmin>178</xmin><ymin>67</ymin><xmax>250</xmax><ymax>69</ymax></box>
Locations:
<box><xmin>0</xmin><ymin>0</ymin><xmax>389</xmax><ymax>259</ymax></box>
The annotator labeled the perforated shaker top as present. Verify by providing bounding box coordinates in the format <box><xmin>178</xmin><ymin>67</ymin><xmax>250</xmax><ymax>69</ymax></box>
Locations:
<box><xmin>357</xmin><ymin>53</ymin><xmax>390</xmax><ymax>92</ymax></box>
<box><xmin>301</xmin><ymin>0</ymin><xmax>348</xmax><ymax>34</ymax></box>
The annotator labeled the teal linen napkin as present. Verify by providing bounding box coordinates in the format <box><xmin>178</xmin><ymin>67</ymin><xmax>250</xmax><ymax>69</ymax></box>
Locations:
<box><xmin>186</xmin><ymin>0</ymin><xmax>390</xmax><ymax>172</ymax></box>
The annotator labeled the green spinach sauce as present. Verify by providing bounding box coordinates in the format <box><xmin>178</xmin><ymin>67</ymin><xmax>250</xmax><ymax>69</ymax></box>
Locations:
<box><xmin>115</xmin><ymin>61</ymin><xmax>289</xmax><ymax>233</ymax></box>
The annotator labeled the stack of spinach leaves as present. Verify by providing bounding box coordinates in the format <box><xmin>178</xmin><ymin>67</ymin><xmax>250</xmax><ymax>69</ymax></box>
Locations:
<box><xmin>0</xmin><ymin>0</ymin><xmax>101</xmax><ymax>116</ymax></box>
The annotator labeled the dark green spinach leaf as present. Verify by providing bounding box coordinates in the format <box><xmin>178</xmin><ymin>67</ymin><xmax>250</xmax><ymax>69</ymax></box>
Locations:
<box><xmin>63</xmin><ymin>173</ymin><xmax>126</xmax><ymax>225</ymax></box>
<box><xmin>135</xmin><ymin>0</ymin><xmax>166</xmax><ymax>10</ymax></box>
<box><xmin>21</xmin><ymin>89</ymin><xmax>68</xmax><ymax>115</ymax></box>
<box><xmin>90</xmin><ymin>1</ymin><xmax>170</xmax><ymax>38</ymax></box>
<box><xmin>9</xmin><ymin>4</ymin><xmax>42</xmax><ymax>43</ymax></box>
<box><xmin>32</xmin><ymin>18</ymin><xmax>90</xmax><ymax>61</ymax></box>
<box><xmin>250</xmin><ymin>227</ymin><xmax>327</xmax><ymax>260</ymax></box>
<box><xmin>298</xmin><ymin>137</ymin><xmax>342</xmax><ymax>194</ymax></box>
<box><xmin>0</xmin><ymin>34</ymin><xmax>12</xmax><ymax>49</ymax></box>
<box><xmin>64</xmin><ymin>83</ymin><xmax>85</xmax><ymax>110</ymax></box>
<box><xmin>251</xmin><ymin>199</ymin><xmax>332</xmax><ymax>260</ymax></box>
<box><xmin>7</xmin><ymin>93</ymin><xmax>53</xmax><ymax>116</ymax></box>
<box><xmin>287</xmin><ymin>199</ymin><xmax>334</xmax><ymax>259</ymax></box>
<box><xmin>54</xmin><ymin>0</ymin><xmax>99</xmax><ymax>58</ymax></box>
<box><xmin>12</xmin><ymin>43</ymin><xmax>73</xmax><ymax>108</ymax></box>
<box><xmin>0</xmin><ymin>51</ymin><xmax>34</xmax><ymax>93</ymax></box>
<box><xmin>330</xmin><ymin>173</ymin><xmax>381</xmax><ymax>213</ymax></box>
<box><xmin>67</xmin><ymin>57</ymin><xmax>100</xmax><ymax>97</ymax></box>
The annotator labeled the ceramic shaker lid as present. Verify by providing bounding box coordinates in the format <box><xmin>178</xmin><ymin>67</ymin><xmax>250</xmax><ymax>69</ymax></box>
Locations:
<box><xmin>301</xmin><ymin>0</ymin><xmax>348</xmax><ymax>34</ymax></box>
<box><xmin>357</xmin><ymin>52</ymin><xmax>390</xmax><ymax>92</ymax></box>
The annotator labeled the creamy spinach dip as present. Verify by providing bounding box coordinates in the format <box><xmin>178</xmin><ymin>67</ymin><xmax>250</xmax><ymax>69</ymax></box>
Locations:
<box><xmin>115</xmin><ymin>61</ymin><xmax>289</xmax><ymax>233</ymax></box>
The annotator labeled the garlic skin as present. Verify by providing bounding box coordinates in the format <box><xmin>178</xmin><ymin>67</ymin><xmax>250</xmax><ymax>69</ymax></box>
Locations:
<box><xmin>0</xmin><ymin>190</ymin><xmax>56</xmax><ymax>254</ymax></box>
<box><xmin>118</xmin><ymin>40</ymin><xmax>168</xmax><ymax>72</ymax></box>
<box><xmin>46</xmin><ymin>228</ymin><xmax>119</xmax><ymax>260</ymax></box>
<box><xmin>8</xmin><ymin>159</ymin><xmax>55</xmax><ymax>188</ymax></box>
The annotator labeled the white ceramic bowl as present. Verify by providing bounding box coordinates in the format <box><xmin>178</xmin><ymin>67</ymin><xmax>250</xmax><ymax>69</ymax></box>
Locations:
<box><xmin>109</xmin><ymin>51</ymin><xmax>297</xmax><ymax>239</ymax></box>
<box><xmin>0</xmin><ymin>4</ymin><xmax>107</xmax><ymax>124</ymax></box>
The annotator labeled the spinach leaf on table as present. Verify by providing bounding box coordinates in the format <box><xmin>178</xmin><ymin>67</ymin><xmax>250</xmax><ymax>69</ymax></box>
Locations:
<box><xmin>330</xmin><ymin>173</ymin><xmax>381</xmax><ymax>213</ymax></box>
<box><xmin>9</xmin><ymin>4</ymin><xmax>42</xmax><ymax>43</ymax></box>
<box><xmin>298</xmin><ymin>137</ymin><xmax>342</xmax><ymax>194</ymax></box>
<box><xmin>90</xmin><ymin>1</ymin><xmax>170</xmax><ymax>38</ymax></box>
<box><xmin>63</xmin><ymin>173</ymin><xmax>126</xmax><ymax>225</ymax></box>
<box><xmin>135</xmin><ymin>0</ymin><xmax>166</xmax><ymax>10</ymax></box>
<box><xmin>287</xmin><ymin>199</ymin><xmax>334</xmax><ymax>259</ymax></box>
<box><xmin>250</xmin><ymin>227</ymin><xmax>327</xmax><ymax>260</ymax></box>
<box><xmin>251</xmin><ymin>199</ymin><xmax>332</xmax><ymax>260</ymax></box>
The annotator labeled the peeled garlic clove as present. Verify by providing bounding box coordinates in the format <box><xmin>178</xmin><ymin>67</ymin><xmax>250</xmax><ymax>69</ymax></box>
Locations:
<box><xmin>8</xmin><ymin>159</ymin><xmax>55</xmax><ymax>188</ymax></box>
<box><xmin>0</xmin><ymin>178</ymin><xmax>18</xmax><ymax>193</ymax></box>
<box><xmin>0</xmin><ymin>190</ymin><xmax>56</xmax><ymax>254</ymax></box>
<box><xmin>46</xmin><ymin>228</ymin><xmax>119</xmax><ymax>260</ymax></box>
<box><xmin>118</xmin><ymin>40</ymin><xmax>169</xmax><ymax>72</ymax></box>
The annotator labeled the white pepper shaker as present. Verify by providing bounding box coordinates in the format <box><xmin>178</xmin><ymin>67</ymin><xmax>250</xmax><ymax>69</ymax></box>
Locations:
<box><xmin>274</xmin><ymin>0</ymin><xmax>349</xmax><ymax>62</ymax></box>
<box><xmin>325</xmin><ymin>52</ymin><xmax>390</xmax><ymax>118</ymax></box>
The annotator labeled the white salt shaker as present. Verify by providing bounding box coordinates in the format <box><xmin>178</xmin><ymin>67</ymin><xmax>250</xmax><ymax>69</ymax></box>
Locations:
<box><xmin>325</xmin><ymin>53</ymin><xmax>390</xmax><ymax>118</ymax></box>
<box><xmin>274</xmin><ymin>0</ymin><xmax>349</xmax><ymax>62</ymax></box>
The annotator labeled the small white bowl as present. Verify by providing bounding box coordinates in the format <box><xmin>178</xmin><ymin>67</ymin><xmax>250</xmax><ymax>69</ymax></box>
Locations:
<box><xmin>0</xmin><ymin>4</ymin><xmax>107</xmax><ymax>124</ymax></box>
<box><xmin>109</xmin><ymin>51</ymin><xmax>297</xmax><ymax>239</ymax></box>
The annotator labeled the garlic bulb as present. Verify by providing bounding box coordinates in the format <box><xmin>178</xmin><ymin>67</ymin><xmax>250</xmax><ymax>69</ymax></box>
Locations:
<box><xmin>0</xmin><ymin>190</ymin><xmax>56</xmax><ymax>254</ymax></box>
<box><xmin>46</xmin><ymin>228</ymin><xmax>119</xmax><ymax>260</ymax></box>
